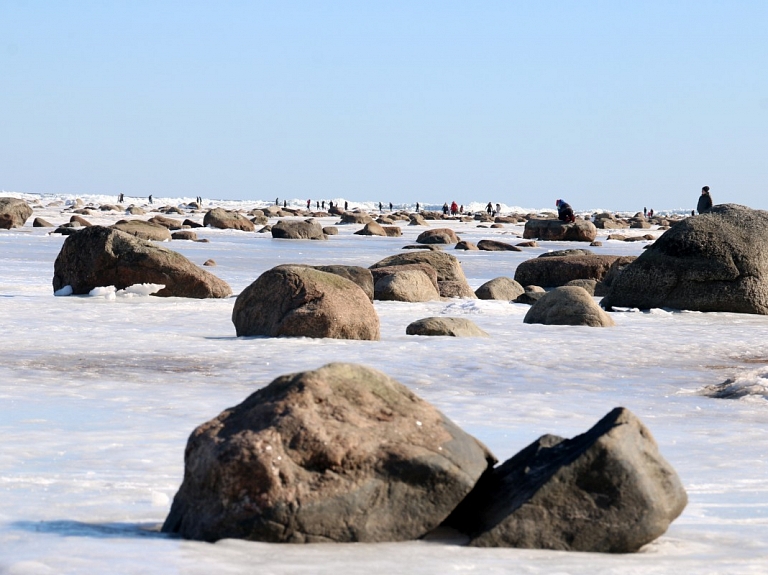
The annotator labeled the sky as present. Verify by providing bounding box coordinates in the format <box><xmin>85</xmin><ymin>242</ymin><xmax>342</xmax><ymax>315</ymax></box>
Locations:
<box><xmin>1</xmin><ymin>1</ymin><xmax>766</xmax><ymax>210</ymax></box>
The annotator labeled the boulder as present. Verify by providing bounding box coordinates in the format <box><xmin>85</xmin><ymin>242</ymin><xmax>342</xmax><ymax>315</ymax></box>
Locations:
<box><xmin>271</xmin><ymin>220</ymin><xmax>326</xmax><ymax>240</ymax></box>
<box><xmin>564</xmin><ymin>278</ymin><xmax>598</xmax><ymax>296</ymax></box>
<box><xmin>416</xmin><ymin>228</ymin><xmax>459</xmax><ymax>245</ymax></box>
<box><xmin>602</xmin><ymin>205</ymin><xmax>768</xmax><ymax>314</ymax></box>
<box><xmin>370</xmin><ymin>264</ymin><xmax>440</xmax><ymax>295</ymax></box>
<box><xmin>258</xmin><ymin>225</ymin><xmax>272</xmax><ymax>233</ymax></box>
<box><xmin>409</xmin><ymin>213</ymin><xmax>429</xmax><ymax>226</ymax></box>
<box><xmin>33</xmin><ymin>217</ymin><xmax>54</xmax><ymax>227</ymax></box>
<box><xmin>323</xmin><ymin>226</ymin><xmax>338</xmax><ymax>236</ymax></box>
<box><xmin>339</xmin><ymin>212</ymin><xmax>373</xmax><ymax>225</ymax></box>
<box><xmin>523</xmin><ymin>286</ymin><xmax>615</xmax><ymax>327</ymax></box>
<box><xmin>127</xmin><ymin>206</ymin><xmax>146</xmax><ymax>216</ymax></box>
<box><xmin>406</xmin><ymin>317</ymin><xmax>489</xmax><ymax>337</ymax></box>
<box><xmin>523</xmin><ymin>219</ymin><xmax>597</xmax><ymax>242</ymax></box>
<box><xmin>112</xmin><ymin>219</ymin><xmax>172</xmax><ymax>241</ymax></box>
<box><xmin>172</xmin><ymin>231</ymin><xmax>198</xmax><ymax>241</ymax></box>
<box><xmin>99</xmin><ymin>203</ymin><xmax>120</xmax><ymax>211</ymax></box>
<box><xmin>52</xmin><ymin>226</ymin><xmax>232</xmax><ymax>298</ymax></box>
<box><xmin>445</xmin><ymin>407</ymin><xmax>687</xmax><ymax>553</ymax></box>
<box><xmin>311</xmin><ymin>265</ymin><xmax>374</xmax><ymax>302</ymax></box>
<box><xmin>516</xmin><ymin>241</ymin><xmax>538</xmax><ymax>248</ymax></box>
<box><xmin>374</xmin><ymin>270</ymin><xmax>440</xmax><ymax>302</ymax></box>
<box><xmin>539</xmin><ymin>249</ymin><xmax>593</xmax><ymax>258</ymax></box>
<box><xmin>70</xmin><ymin>214</ymin><xmax>93</xmax><ymax>227</ymax></box>
<box><xmin>204</xmin><ymin>208</ymin><xmax>256</xmax><ymax>232</ymax></box>
<box><xmin>514</xmin><ymin>255</ymin><xmax>636</xmax><ymax>288</ymax></box>
<box><xmin>437</xmin><ymin>281</ymin><xmax>477</xmax><ymax>299</ymax></box>
<box><xmin>149</xmin><ymin>215</ymin><xmax>183</xmax><ymax>230</ymax></box>
<box><xmin>232</xmin><ymin>266</ymin><xmax>379</xmax><ymax>339</ymax></box>
<box><xmin>455</xmin><ymin>241</ymin><xmax>479</xmax><ymax>250</ymax></box>
<box><xmin>403</xmin><ymin>244</ymin><xmax>441</xmax><ymax>251</ymax></box>
<box><xmin>476</xmin><ymin>277</ymin><xmax>525</xmax><ymax>300</ymax></box>
<box><xmin>370</xmin><ymin>251</ymin><xmax>470</xmax><ymax>293</ymax></box>
<box><xmin>595</xmin><ymin>257</ymin><xmax>637</xmax><ymax>297</ymax></box>
<box><xmin>203</xmin><ymin>259</ymin><xmax>216</xmax><ymax>266</ymax></box>
<box><xmin>161</xmin><ymin>363</ymin><xmax>495</xmax><ymax>543</ymax></box>
<box><xmin>477</xmin><ymin>240</ymin><xmax>522</xmax><ymax>252</ymax></box>
<box><xmin>383</xmin><ymin>226</ymin><xmax>402</xmax><ymax>237</ymax></box>
<box><xmin>183</xmin><ymin>218</ymin><xmax>203</xmax><ymax>228</ymax></box>
<box><xmin>514</xmin><ymin>285</ymin><xmax>546</xmax><ymax>305</ymax></box>
<box><xmin>354</xmin><ymin>221</ymin><xmax>387</xmax><ymax>236</ymax></box>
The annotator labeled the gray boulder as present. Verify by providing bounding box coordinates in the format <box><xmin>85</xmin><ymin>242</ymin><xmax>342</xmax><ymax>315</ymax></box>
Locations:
<box><xmin>162</xmin><ymin>363</ymin><xmax>495</xmax><ymax>542</ymax></box>
<box><xmin>370</xmin><ymin>251</ymin><xmax>474</xmax><ymax>298</ymax></box>
<box><xmin>52</xmin><ymin>226</ymin><xmax>232</xmax><ymax>298</ymax></box>
<box><xmin>446</xmin><ymin>407</ymin><xmax>687</xmax><ymax>553</ymax></box>
<box><xmin>476</xmin><ymin>277</ymin><xmax>525</xmax><ymax>300</ymax></box>
<box><xmin>204</xmin><ymin>208</ymin><xmax>256</xmax><ymax>231</ymax></box>
<box><xmin>374</xmin><ymin>270</ymin><xmax>440</xmax><ymax>302</ymax></box>
<box><xmin>370</xmin><ymin>264</ymin><xmax>440</xmax><ymax>294</ymax></box>
<box><xmin>602</xmin><ymin>204</ymin><xmax>768</xmax><ymax>314</ymax></box>
<box><xmin>524</xmin><ymin>286</ymin><xmax>615</xmax><ymax>327</ymax></box>
<box><xmin>514</xmin><ymin>285</ymin><xmax>546</xmax><ymax>305</ymax></box>
<box><xmin>0</xmin><ymin>198</ymin><xmax>33</xmax><ymax>229</ymax></box>
<box><xmin>232</xmin><ymin>265</ymin><xmax>379</xmax><ymax>339</ymax></box>
<box><xmin>271</xmin><ymin>219</ymin><xmax>326</xmax><ymax>240</ymax></box>
<box><xmin>523</xmin><ymin>219</ymin><xmax>597</xmax><ymax>242</ymax></box>
<box><xmin>455</xmin><ymin>241</ymin><xmax>479</xmax><ymax>250</ymax></box>
<box><xmin>477</xmin><ymin>240</ymin><xmax>522</xmax><ymax>252</ymax></box>
<box><xmin>406</xmin><ymin>317</ymin><xmax>489</xmax><ymax>337</ymax></box>
<box><xmin>323</xmin><ymin>226</ymin><xmax>338</xmax><ymax>236</ymax></box>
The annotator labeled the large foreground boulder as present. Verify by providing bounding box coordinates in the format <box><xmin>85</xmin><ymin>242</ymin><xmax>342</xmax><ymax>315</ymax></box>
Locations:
<box><xmin>0</xmin><ymin>197</ymin><xmax>33</xmax><ymax>229</ymax></box>
<box><xmin>162</xmin><ymin>363</ymin><xmax>496</xmax><ymax>543</ymax></box>
<box><xmin>514</xmin><ymin>255</ymin><xmax>636</xmax><ymax>288</ymax></box>
<box><xmin>52</xmin><ymin>226</ymin><xmax>232</xmax><ymax>298</ymax></box>
<box><xmin>602</xmin><ymin>204</ymin><xmax>768</xmax><ymax>313</ymax></box>
<box><xmin>523</xmin><ymin>219</ymin><xmax>597</xmax><ymax>242</ymax></box>
<box><xmin>204</xmin><ymin>208</ymin><xmax>256</xmax><ymax>231</ymax></box>
<box><xmin>232</xmin><ymin>266</ymin><xmax>379</xmax><ymax>339</ymax></box>
<box><xmin>445</xmin><ymin>407</ymin><xmax>687</xmax><ymax>552</ymax></box>
<box><xmin>524</xmin><ymin>286</ymin><xmax>614</xmax><ymax>327</ymax></box>
<box><xmin>271</xmin><ymin>219</ymin><xmax>326</xmax><ymax>240</ymax></box>
<box><xmin>369</xmin><ymin>251</ymin><xmax>475</xmax><ymax>299</ymax></box>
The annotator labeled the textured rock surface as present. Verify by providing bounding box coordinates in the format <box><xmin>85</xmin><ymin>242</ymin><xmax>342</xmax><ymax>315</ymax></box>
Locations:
<box><xmin>416</xmin><ymin>228</ymin><xmax>460</xmax><ymax>245</ymax></box>
<box><xmin>52</xmin><ymin>226</ymin><xmax>232</xmax><ymax>298</ymax></box>
<box><xmin>232</xmin><ymin>265</ymin><xmax>379</xmax><ymax>339</ymax></box>
<box><xmin>0</xmin><ymin>198</ymin><xmax>33</xmax><ymax>229</ymax></box>
<box><xmin>374</xmin><ymin>270</ymin><xmax>440</xmax><ymax>302</ymax></box>
<box><xmin>271</xmin><ymin>220</ymin><xmax>326</xmax><ymax>240</ymax></box>
<box><xmin>446</xmin><ymin>407</ymin><xmax>687</xmax><ymax>553</ymax></box>
<box><xmin>602</xmin><ymin>204</ymin><xmax>768</xmax><ymax>313</ymax></box>
<box><xmin>406</xmin><ymin>317</ymin><xmax>489</xmax><ymax>337</ymax></box>
<box><xmin>515</xmin><ymin>255</ymin><xmax>635</xmax><ymax>288</ymax></box>
<box><xmin>475</xmin><ymin>277</ymin><xmax>525</xmax><ymax>300</ymax></box>
<box><xmin>523</xmin><ymin>219</ymin><xmax>597</xmax><ymax>242</ymax></box>
<box><xmin>111</xmin><ymin>219</ymin><xmax>173</xmax><ymax>241</ymax></box>
<box><xmin>524</xmin><ymin>286</ymin><xmax>615</xmax><ymax>327</ymax></box>
<box><xmin>162</xmin><ymin>363</ymin><xmax>496</xmax><ymax>542</ymax></box>
<box><xmin>204</xmin><ymin>208</ymin><xmax>256</xmax><ymax>231</ymax></box>
<box><xmin>477</xmin><ymin>240</ymin><xmax>522</xmax><ymax>252</ymax></box>
<box><xmin>370</xmin><ymin>251</ymin><xmax>473</xmax><ymax>299</ymax></box>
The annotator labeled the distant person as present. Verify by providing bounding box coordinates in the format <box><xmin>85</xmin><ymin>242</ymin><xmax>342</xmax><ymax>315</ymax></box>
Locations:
<box><xmin>416</xmin><ymin>202</ymin><xmax>420</xmax><ymax>212</ymax></box>
<box><xmin>344</xmin><ymin>200</ymin><xmax>348</xmax><ymax>211</ymax></box>
<box><xmin>648</xmin><ymin>209</ymin><xmax>654</xmax><ymax>218</ymax></box>
<box><xmin>697</xmin><ymin>186</ymin><xmax>713</xmax><ymax>214</ymax></box>
<box><xmin>389</xmin><ymin>202</ymin><xmax>393</xmax><ymax>211</ymax></box>
<box><xmin>442</xmin><ymin>202</ymin><xmax>449</xmax><ymax>215</ymax></box>
<box><xmin>322</xmin><ymin>200</ymin><xmax>325</xmax><ymax>209</ymax></box>
<box><xmin>148</xmin><ymin>195</ymin><xmax>153</xmax><ymax>204</ymax></box>
<box><xmin>307</xmin><ymin>199</ymin><xmax>311</xmax><ymax>209</ymax></box>
<box><xmin>283</xmin><ymin>200</ymin><xmax>287</xmax><ymax>208</ymax></box>
<box><xmin>643</xmin><ymin>206</ymin><xmax>647</xmax><ymax>218</ymax></box>
<box><xmin>555</xmin><ymin>199</ymin><xmax>575</xmax><ymax>223</ymax></box>
<box><xmin>495</xmin><ymin>203</ymin><xmax>501</xmax><ymax>215</ymax></box>
<box><xmin>450</xmin><ymin>201</ymin><xmax>458</xmax><ymax>216</ymax></box>
<box><xmin>459</xmin><ymin>204</ymin><xmax>464</xmax><ymax>214</ymax></box>
<box><xmin>486</xmin><ymin>201</ymin><xmax>493</xmax><ymax>215</ymax></box>
<box><xmin>329</xmin><ymin>201</ymin><xmax>333</xmax><ymax>209</ymax></box>
<box><xmin>691</xmin><ymin>210</ymin><xmax>695</xmax><ymax>216</ymax></box>
<box><xmin>275</xmin><ymin>197</ymin><xmax>279</xmax><ymax>205</ymax></box>
<box><xmin>316</xmin><ymin>200</ymin><xmax>320</xmax><ymax>209</ymax></box>
<box><xmin>379</xmin><ymin>202</ymin><xmax>383</xmax><ymax>212</ymax></box>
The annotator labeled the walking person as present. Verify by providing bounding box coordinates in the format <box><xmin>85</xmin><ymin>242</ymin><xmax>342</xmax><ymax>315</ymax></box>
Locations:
<box><xmin>486</xmin><ymin>201</ymin><xmax>493</xmax><ymax>215</ymax></box>
<box><xmin>697</xmin><ymin>186</ymin><xmax>713</xmax><ymax>214</ymax></box>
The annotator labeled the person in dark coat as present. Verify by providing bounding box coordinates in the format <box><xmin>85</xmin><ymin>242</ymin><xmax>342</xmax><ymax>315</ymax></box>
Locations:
<box><xmin>697</xmin><ymin>186</ymin><xmax>713</xmax><ymax>214</ymax></box>
<box><xmin>556</xmin><ymin>199</ymin><xmax>575</xmax><ymax>223</ymax></box>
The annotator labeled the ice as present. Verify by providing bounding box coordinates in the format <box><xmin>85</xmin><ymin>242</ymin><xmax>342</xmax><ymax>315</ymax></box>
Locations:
<box><xmin>1</xmin><ymin>194</ymin><xmax>767</xmax><ymax>573</ymax></box>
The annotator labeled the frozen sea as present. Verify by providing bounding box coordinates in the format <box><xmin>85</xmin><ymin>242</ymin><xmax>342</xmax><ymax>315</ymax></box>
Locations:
<box><xmin>1</xmin><ymin>194</ymin><xmax>767</xmax><ymax>574</ymax></box>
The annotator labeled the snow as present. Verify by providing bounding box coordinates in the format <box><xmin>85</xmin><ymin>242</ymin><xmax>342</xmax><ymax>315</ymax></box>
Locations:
<box><xmin>1</xmin><ymin>195</ymin><xmax>767</xmax><ymax>574</ymax></box>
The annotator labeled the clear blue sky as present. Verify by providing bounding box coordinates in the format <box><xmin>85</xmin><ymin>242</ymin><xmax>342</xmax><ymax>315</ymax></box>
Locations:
<box><xmin>1</xmin><ymin>1</ymin><xmax>766</xmax><ymax>210</ymax></box>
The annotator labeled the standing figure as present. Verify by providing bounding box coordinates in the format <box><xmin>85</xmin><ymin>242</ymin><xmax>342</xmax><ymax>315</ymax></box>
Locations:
<box><xmin>322</xmin><ymin>200</ymin><xmax>325</xmax><ymax>209</ymax></box>
<box><xmin>495</xmin><ymin>203</ymin><xmax>501</xmax><ymax>216</ymax></box>
<box><xmin>643</xmin><ymin>206</ymin><xmax>647</xmax><ymax>218</ymax></box>
<box><xmin>148</xmin><ymin>195</ymin><xmax>153</xmax><ymax>204</ymax></box>
<box><xmin>344</xmin><ymin>201</ymin><xmax>348</xmax><ymax>211</ymax></box>
<box><xmin>283</xmin><ymin>200</ymin><xmax>287</xmax><ymax>208</ymax></box>
<box><xmin>555</xmin><ymin>199</ymin><xmax>575</xmax><ymax>223</ymax></box>
<box><xmin>307</xmin><ymin>199</ymin><xmax>311</xmax><ymax>209</ymax></box>
<box><xmin>442</xmin><ymin>202</ymin><xmax>449</xmax><ymax>215</ymax></box>
<box><xmin>389</xmin><ymin>202</ymin><xmax>393</xmax><ymax>211</ymax></box>
<box><xmin>450</xmin><ymin>201</ymin><xmax>458</xmax><ymax>216</ymax></box>
<box><xmin>697</xmin><ymin>186</ymin><xmax>713</xmax><ymax>214</ymax></box>
<box><xmin>416</xmin><ymin>202</ymin><xmax>420</xmax><ymax>212</ymax></box>
<box><xmin>486</xmin><ymin>202</ymin><xmax>493</xmax><ymax>215</ymax></box>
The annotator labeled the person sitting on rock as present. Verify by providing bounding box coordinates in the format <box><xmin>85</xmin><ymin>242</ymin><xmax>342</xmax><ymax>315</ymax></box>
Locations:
<box><xmin>556</xmin><ymin>199</ymin><xmax>575</xmax><ymax>223</ymax></box>
<box><xmin>697</xmin><ymin>186</ymin><xmax>713</xmax><ymax>214</ymax></box>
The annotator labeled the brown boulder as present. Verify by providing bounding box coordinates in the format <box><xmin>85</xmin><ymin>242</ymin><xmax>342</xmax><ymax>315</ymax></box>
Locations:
<box><xmin>111</xmin><ymin>219</ymin><xmax>172</xmax><ymax>241</ymax></box>
<box><xmin>374</xmin><ymin>270</ymin><xmax>440</xmax><ymax>302</ymax></box>
<box><xmin>204</xmin><ymin>208</ymin><xmax>256</xmax><ymax>231</ymax></box>
<box><xmin>354</xmin><ymin>221</ymin><xmax>387</xmax><ymax>236</ymax></box>
<box><xmin>271</xmin><ymin>220</ymin><xmax>326</xmax><ymax>240</ymax></box>
<box><xmin>514</xmin><ymin>255</ymin><xmax>636</xmax><ymax>288</ymax></box>
<box><xmin>52</xmin><ymin>226</ymin><xmax>232</xmax><ymax>298</ymax></box>
<box><xmin>406</xmin><ymin>317</ymin><xmax>488</xmax><ymax>337</ymax></box>
<box><xmin>232</xmin><ymin>266</ymin><xmax>379</xmax><ymax>339</ymax></box>
<box><xmin>455</xmin><ymin>241</ymin><xmax>479</xmax><ymax>250</ymax></box>
<box><xmin>477</xmin><ymin>239</ymin><xmax>522</xmax><ymax>252</ymax></box>
<box><xmin>475</xmin><ymin>277</ymin><xmax>525</xmax><ymax>300</ymax></box>
<box><xmin>370</xmin><ymin>251</ymin><xmax>474</xmax><ymax>299</ymax></box>
<box><xmin>416</xmin><ymin>228</ymin><xmax>459</xmax><ymax>245</ymax></box>
<box><xmin>523</xmin><ymin>286</ymin><xmax>615</xmax><ymax>327</ymax></box>
<box><xmin>150</xmin><ymin>215</ymin><xmax>184</xmax><ymax>230</ymax></box>
<box><xmin>523</xmin><ymin>219</ymin><xmax>597</xmax><ymax>242</ymax></box>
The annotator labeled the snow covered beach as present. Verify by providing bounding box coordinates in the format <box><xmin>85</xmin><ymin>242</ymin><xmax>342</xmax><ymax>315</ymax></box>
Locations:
<box><xmin>1</xmin><ymin>195</ymin><xmax>767</xmax><ymax>573</ymax></box>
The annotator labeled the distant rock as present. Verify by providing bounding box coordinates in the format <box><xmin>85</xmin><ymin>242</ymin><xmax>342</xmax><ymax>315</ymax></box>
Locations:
<box><xmin>161</xmin><ymin>363</ymin><xmax>495</xmax><ymax>543</ymax></box>
<box><xmin>149</xmin><ymin>215</ymin><xmax>183</xmax><ymax>230</ymax></box>
<box><xmin>370</xmin><ymin>264</ymin><xmax>439</xmax><ymax>295</ymax></box>
<box><xmin>403</xmin><ymin>244</ymin><xmax>441</xmax><ymax>251</ymax></box>
<box><xmin>204</xmin><ymin>208</ymin><xmax>256</xmax><ymax>232</ymax></box>
<box><xmin>523</xmin><ymin>219</ymin><xmax>597</xmax><ymax>242</ymax></box>
<box><xmin>446</xmin><ymin>407</ymin><xmax>687</xmax><ymax>552</ymax></box>
<box><xmin>258</xmin><ymin>225</ymin><xmax>272</xmax><ymax>233</ymax></box>
<box><xmin>370</xmin><ymin>251</ymin><xmax>474</xmax><ymax>298</ymax></box>
<box><xmin>524</xmin><ymin>286</ymin><xmax>615</xmax><ymax>327</ymax></box>
<box><xmin>70</xmin><ymin>214</ymin><xmax>93</xmax><ymax>227</ymax></box>
<box><xmin>477</xmin><ymin>239</ymin><xmax>522</xmax><ymax>252</ymax></box>
<box><xmin>112</xmin><ymin>219</ymin><xmax>172</xmax><ymax>241</ymax></box>
<box><xmin>455</xmin><ymin>240</ymin><xmax>479</xmax><ymax>250</ymax></box>
<box><xmin>33</xmin><ymin>217</ymin><xmax>54</xmax><ymax>228</ymax></box>
<box><xmin>339</xmin><ymin>212</ymin><xmax>373</xmax><ymax>225</ymax></box>
<box><xmin>172</xmin><ymin>231</ymin><xmax>198</xmax><ymax>241</ymax></box>
<box><xmin>538</xmin><ymin>249</ymin><xmax>593</xmax><ymax>258</ymax></box>
<box><xmin>52</xmin><ymin>226</ymin><xmax>232</xmax><ymax>298</ymax></box>
<box><xmin>416</xmin><ymin>228</ymin><xmax>459</xmax><ymax>245</ymax></box>
<box><xmin>182</xmin><ymin>218</ymin><xmax>202</xmax><ymax>228</ymax></box>
<box><xmin>203</xmin><ymin>259</ymin><xmax>216</xmax><ymax>266</ymax></box>
<box><xmin>516</xmin><ymin>240</ymin><xmax>538</xmax><ymax>248</ymax></box>
<box><xmin>408</xmin><ymin>213</ymin><xmax>429</xmax><ymax>226</ymax></box>
<box><xmin>383</xmin><ymin>226</ymin><xmax>402</xmax><ymax>237</ymax></box>
<box><xmin>127</xmin><ymin>206</ymin><xmax>146</xmax><ymax>216</ymax></box>
<box><xmin>374</xmin><ymin>270</ymin><xmax>441</xmax><ymax>302</ymax></box>
<box><xmin>514</xmin><ymin>255</ymin><xmax>635</xmax><ymax>288</ymax></box>
<box><xmin>232</xmin><ymin>265</ymin><xmax>379</xmax><ymax>339</ymax></box>
<box><xmin>406</xmin><ymin>317</ymin><xmax>489</xmax><ymax>337</ymax></box>
<box><xmin>271</xmin><ymin>220</ymin><xmax>326</xmax><ymax>240</ymax></box>
<box><xmin>602</xmin><ymin>204</ymin><xmax>768</xmax><ymax>314</ymax></box>
<box><xmin>476</xmin><ymin>277</ymin><xmax>525</xmax><ymax>300</ymax></box>
<box><xmin>514</xmin><ymin>285</ymin><xmax>546</xmax><ymax>305</ymax></box>
<box><xmin>354</xmin><ymin>221</ymin><xmax>387</xmax><ymax>236</ymax></box>
<box><xmin>564</xmin><ymin>278</ymin><xmax>598</xmax><ymax>296</ymax></box>
<box><xmin>323</xmin><ymin>226</ymin><xmax>338</xmax><ymax>235</ymax></box>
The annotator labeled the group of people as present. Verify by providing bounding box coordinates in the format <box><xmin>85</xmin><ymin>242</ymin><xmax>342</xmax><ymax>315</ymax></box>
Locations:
<box><xmin>442</xmin><ymin>201</ymin><xmax>463</xmax><ymax>216</ymax></box>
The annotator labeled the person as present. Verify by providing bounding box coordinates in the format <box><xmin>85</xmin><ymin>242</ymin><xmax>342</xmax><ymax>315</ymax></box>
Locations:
<box><xmin>691</xmin><ymin>209</ymin><xmax>695</xmax><ymax>216</ymax></box>
<box><xmin>321</xmin><ymin>200</ymin><xmax>325</xmax><ymax>209</ymax></box>
<box><xmin>379</xmin><ymin>202</ymin><xmax>383</xmax><ymax>212</ymax></box>
<box><xmin>459</xmin><ymin>204</ymin><xmax>464</xmax><ymax>214</ymax></box>
<box><xmin>643</xmin><ymin>206</ymin><xmax>647</xmax><ymax>218</ymax></box>
<box><xmin>344</xmin><ymin>200</ymin><xmax>348</xmax><ymax>211</ymax></box>
<box><xmin>307</xmin><ymin>199</ymin><xmax>311</xmax><ymax>209</ymax></box>
<box><xmin>148</xmin><ymin>195</ymin><xmax>153</xmax><ymax>204</ymax></box>
<box><xmin>442</xmin><ymin>202</ymin><xmax>449</xmax><ymax>215</ymax></box>
<box><xmin>329</xmin><ymin>201</ymin><xmax>333</xmax><ymax>209</ymax></box>
<box><xmin>697</xmin><ymin>186</ymin><xmax>713</xmax><ymax>214</ymax></box>
<box><xmin>555</xmin><ymin>199</ymin><xmax>575</xmax><ymax>223</ymax></box>
<box><xmin>450</xmin><ymin>201</ymin><xmax>458</xmax><ymax>216</ymax></box>
<box><xmin>495</xmin><ymin>203</ymin><xmax>501</xmax><ymax>216</ymax></box>
<box><xmin>275</xmin><ymin>197</ymin><xmax>279</xmax><ymax>205</ymax></box>
<box><xmin>648</xmin><ymin>209</ymin><xmax>654</xmax><ymax>218</ymax></box>
<box><xmin>389</xmin><ymin>202</ymin><xmax>393</xmax><ymax>211</ymax></box>
<box><xmin>416</xmin><ymin>202</ymin><xmax>420</xmax><ymax>212</ymax></box>
<box><xmin>316</xmin><ymin>200</ymin><xmax>320</xmax><ymax>209</ymax></box>
<box><xmin>283</xmin><ymin>200</ymin><xmax>287</xmax><ymax>208</ymax></box>
<box><xmin>486</xmin><ymin>201</ymin><xmax>493</xmax><ymax>215</ymax></box>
